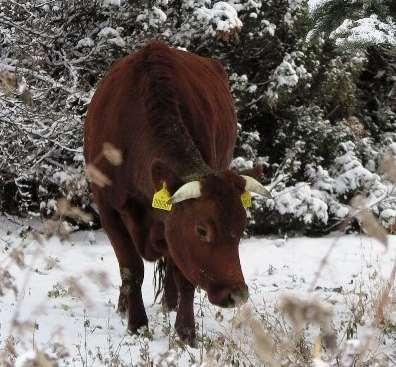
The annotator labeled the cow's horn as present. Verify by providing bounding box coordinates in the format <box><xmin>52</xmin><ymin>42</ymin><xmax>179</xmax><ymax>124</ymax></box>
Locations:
<box><xmin>171</xmin><ymin>181</ymin><xmax>202</xmax><ymax>204</ymax></box>
<box><xmin>242</xmin><ymin>175</ymin><xmax>272</xmax><ymax>198</ymax></box>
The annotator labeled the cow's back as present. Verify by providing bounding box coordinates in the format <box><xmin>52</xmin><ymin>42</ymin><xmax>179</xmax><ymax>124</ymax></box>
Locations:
<box><xmin>84</xmin><ymin>42</ymin><xmax>237</xmax><ymax>205</ymax></box>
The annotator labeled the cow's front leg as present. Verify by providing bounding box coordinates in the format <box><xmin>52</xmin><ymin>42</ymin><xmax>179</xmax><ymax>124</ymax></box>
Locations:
<box><xmin>118</xmin><ymin>266</ymin><xmax>148</xmax><ymax>333</ymax></box>
<box><xmin>173</xmin><ymin>267</ymin><xmax>196</xmax><ymax>347</ymax></box>
<box><xmin>96</xmin><ymin>199</ymin><xmax>148</xmax><ymax>333</ymax></box>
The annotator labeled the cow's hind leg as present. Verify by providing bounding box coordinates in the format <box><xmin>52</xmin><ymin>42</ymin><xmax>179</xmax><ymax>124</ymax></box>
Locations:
<box><xmin>97</xmin><ymin>201</ymin><xmax>148</xmax><ymax>333</ymax></box>
<box><xmin>162</xmin><ymin>258</ymin><xmax>178</xmax><ymax>312</ymax></box>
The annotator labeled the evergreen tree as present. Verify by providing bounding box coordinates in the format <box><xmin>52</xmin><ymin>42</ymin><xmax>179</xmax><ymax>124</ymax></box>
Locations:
<box><xmin>309</xmin><ymin>0</ymin><xmax>395</xmax><ymax>47</ymax></box>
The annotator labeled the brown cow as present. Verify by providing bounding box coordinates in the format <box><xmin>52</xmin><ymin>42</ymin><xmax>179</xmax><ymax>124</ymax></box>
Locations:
<box><xmin>84</xmin><ymin>41</ymin><xmax>270</xmax><ymax>345</ymax></box>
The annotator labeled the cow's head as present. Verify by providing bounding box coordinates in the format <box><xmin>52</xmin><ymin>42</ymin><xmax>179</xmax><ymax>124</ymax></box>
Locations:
<box><xmin>152</xmin><ymin>164</ymin><xmax>270</xmax><ymax>308</ymax></box>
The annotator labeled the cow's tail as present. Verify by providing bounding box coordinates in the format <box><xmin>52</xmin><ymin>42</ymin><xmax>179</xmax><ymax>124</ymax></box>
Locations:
<box><xmin>153</xmin><ymin>256</ymin><xmax>166</xmax><ymax>303</ymax></box>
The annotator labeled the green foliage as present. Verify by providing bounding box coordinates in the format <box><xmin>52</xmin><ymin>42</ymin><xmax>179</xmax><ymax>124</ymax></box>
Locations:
<box><xmin>272</xmin><ymin>106</ymin><xmax>352</xmax><ymax>182</ymax></box>
<box><xmin>359</xmin><ymin>45</ymin><xmax>396</xmax><ymax>139</ymax></box>
<box><xmin>319</xmin><ymin>54</ymin><xmax>364</xmax><ymax>120</ymax></box>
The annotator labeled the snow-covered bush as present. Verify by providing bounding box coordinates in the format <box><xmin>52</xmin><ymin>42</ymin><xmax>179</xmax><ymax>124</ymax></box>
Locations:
<box><xmin>331</xmin><ymin>14</ymin><xmax>396</xmax><ymax>47</ymax></box>
<box><xmin>266</xmin><ymin>52</ymin><xmax>311</xmax><ymax>104</ymax></box>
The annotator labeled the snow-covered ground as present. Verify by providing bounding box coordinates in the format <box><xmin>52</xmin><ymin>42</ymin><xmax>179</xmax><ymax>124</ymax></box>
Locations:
<box><xmin>1</xmin><ymin>215</ymin><xmax>396</xmax><ymax>366</ymax></box>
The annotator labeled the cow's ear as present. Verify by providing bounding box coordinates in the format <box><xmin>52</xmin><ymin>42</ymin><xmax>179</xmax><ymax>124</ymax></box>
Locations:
<box><xmin>151</xmin><ymin>160</ymin><xmax>183</xmax><ymax>194</ymax></box>
<box><xmin>236</xmin><ymin>165</ymin><xmax>264</xmax><ymax>181</ymax></box>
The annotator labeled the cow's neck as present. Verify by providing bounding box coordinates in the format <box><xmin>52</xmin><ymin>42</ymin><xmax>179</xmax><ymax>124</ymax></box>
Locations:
<box><xmin>155</xmin><ymin>139</ymin><xmax>213</xmax><ymax>183</ymax></box>
<box><xmin>179</xmin><ymin>156</ymin><xmax>213</xmax><ymax>183</ymax></box>
<box><xmin>143</xmin><ymin>55</ymin><xmax>214</xmax><ymax>183</ymax></box>
<box><xmin>149</xmin><ymin>110</ymin><xmax>213</xmax><ymax>183</ymax></box>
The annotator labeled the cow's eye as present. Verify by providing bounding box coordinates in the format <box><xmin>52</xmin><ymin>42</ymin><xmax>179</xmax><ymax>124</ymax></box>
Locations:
<box><xmin>195</xmin><ymin>224</ymin><xmax>211</xmax><ymax>242</ymax></box>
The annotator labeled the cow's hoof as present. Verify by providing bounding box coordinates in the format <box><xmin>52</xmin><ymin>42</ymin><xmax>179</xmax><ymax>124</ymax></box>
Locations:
<box><xmin>128</xmin><ymin>317</ymin><xmax>149</xmax><ymax>335</ymax></box>
<box><xmin>162</xmin><ymin>295</ymin><xmax>177</xmax><ymax>312</ymax></box>
<box><xmin>176</xmin><ymin>326</ymin><xmax>197</xmax><ymax>347</ymax></box>
<box><xmin>117</xmin><ymin>292</ymin><xmax>127</xmax><ymax>315</ymax></box>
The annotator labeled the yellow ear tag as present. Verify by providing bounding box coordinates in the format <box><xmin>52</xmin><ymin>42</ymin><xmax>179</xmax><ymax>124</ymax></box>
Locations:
<box><xmin>241</xmin><ymin>191</ymin><xmax>252</xmax><ymax>208</ymax></box>
<box><xmin>152</xmin><ymin>183</ymin><xmax>172</xmax><ymax>211</ymax></box>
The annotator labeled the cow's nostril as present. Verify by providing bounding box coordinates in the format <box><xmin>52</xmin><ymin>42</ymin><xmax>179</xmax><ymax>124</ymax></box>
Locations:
<box><xmin>229</xmin><ymin>287</ymin><xmax>249</xmax><ymax>306</ymax></box>
<box><xmin>209</xmin><ymin>285</ymin><xmax>249</xmax><ymax>308</ymax></box>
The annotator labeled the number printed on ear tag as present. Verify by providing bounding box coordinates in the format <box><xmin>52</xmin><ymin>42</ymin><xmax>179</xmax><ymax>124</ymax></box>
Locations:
<box><xmin>152</xmin><ymin>183</ymin><xmax>172</xmax><ymax>211</ymax></box>
<box><xmin>241</xmin><ymin>191</ymin><xmax>252</xmax><ymax>208</ymax></box>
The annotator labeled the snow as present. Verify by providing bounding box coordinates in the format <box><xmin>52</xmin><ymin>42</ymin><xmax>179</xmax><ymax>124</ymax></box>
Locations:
<box><xmin>308</xmin><ymin>0</ymin><xmax>327</xmax><ymax>10</ymax></box>
<box><xmin>333</xmin><ymin>142</ymin><xmax>379</xmax><ymax>195</ymax></box>
<box><xmin>196</xmin><ymin>1</ymin><xmax>243</xmax><ymax>34</ymax></box>
<box><xmin>380</xmin><ymin>208</ymin><xmax>396</xmax><ymax>228</ymax></box>
<box><xmin>273</xmin><ymin>61</ymin><xmax>299</xmax><ymax>88</ymax></box>
<box><xmin>1</xmin><ymin>216</ymin><xmax>396</xmax><ymax>365</ymax></box>
<box><xmin>153</xmin><ymin>6</ymin><xmax>167</xmax><ymax>23</ymax></box>
<box><xmin>107</xmin><ymin>36</ymin><xmax>126</xmax><ymax>48</ymax></box>
<box><xmin>231</xmin><ymin>156</ymin><xmax>254</xmax><ymax>170</ymax></box>
<box><xmin>261</xmin><ymin>19</ymin><xmax>276</xmax><ymax>36</ymax></box>
<box><xmin>270</xmin><ymin>183</ymin><xmax>329</xmax><ymax>224</ymax></box>
<box><xmin>98</xmin><ymin>27</ymin><xmax>120</xmax><ymax>39</ymax></box>
<box><xmin>266</xmin><ymin>52</ymin><xmax>311</xmax><ymax>102</ymax></box>
<box><xmin>331</xmin><ymin>15</ymin><xmax>396</xmax><ymax>47</ymax></box>
<box><xmin>102</xmin><ymin>0</ymin><xmax>122</xmax><ymax>6</ymax></box>
<box><xmin>284</xmin><ymin>0</ymin><xmax>306</xmax><ymax>26</ymax></box>
<box><xmin>52</xmin><ymin>171</ymin><xmax>71</xmax><ymax>185</ymax></box>
<box><xmin>15</xmin><ymin>350</ymin><xmax>37</xmax><ymax>367</ymax></box>
<box><xmin>15</xmin><ymin>350</ymin><xmax>55</xmax><ymax>367</ymax></box>
<box><xmin>76</xmin><ymin>37</ymin><xmax>94</xmax><ymax>49</ymax></box>
<box><xmin>334</xmin><ymin>166</ymin><xmax>375</xmax><ymax>194</ymax></box>
<box><xmin>97</xmin><ymin>27</ymin><xmax>125</xmax><ymax>48</ymax></box>
<box><xmin>307</xmin><ymin>0</ymin><xmax>396</xmax><ymax>46</ymax></box>
<box><xmin>136</xmin><ymin>6</ymin><xmax>168</xmax><ymax>30</ymax></box>
<box><xmin>390</xmin><ymin>142</ymin><xmax>396</xmax><ymax>155</ymax></box>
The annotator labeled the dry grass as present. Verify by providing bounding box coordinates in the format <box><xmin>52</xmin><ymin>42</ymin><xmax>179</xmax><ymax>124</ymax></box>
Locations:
<box><xmin>0</xmin><ymin>69</ymin><xmax>32</xmax><ymax>105</ymax></box>
<box><xmin>85</xmin><ymin>142</ymin><xmax>123</xmax><ymax>188</ymax></box>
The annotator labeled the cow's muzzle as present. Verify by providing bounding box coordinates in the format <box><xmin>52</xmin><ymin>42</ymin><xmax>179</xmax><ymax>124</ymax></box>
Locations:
<box><xmin>208</xmin><ymin>284</ymin><xmax>249</xmax><ymax>308</ymax></box>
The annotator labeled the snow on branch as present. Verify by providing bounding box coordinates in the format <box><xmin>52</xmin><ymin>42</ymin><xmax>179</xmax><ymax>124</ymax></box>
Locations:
<box><xmin>331</xmin><ymin>14</ymin><xmax>396</xmax><ymax>47</ymax></box>
<box><xmin>195</xmin><ymin>1</ymin><xmax>243</xmax><ymax>40</ymax></box>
